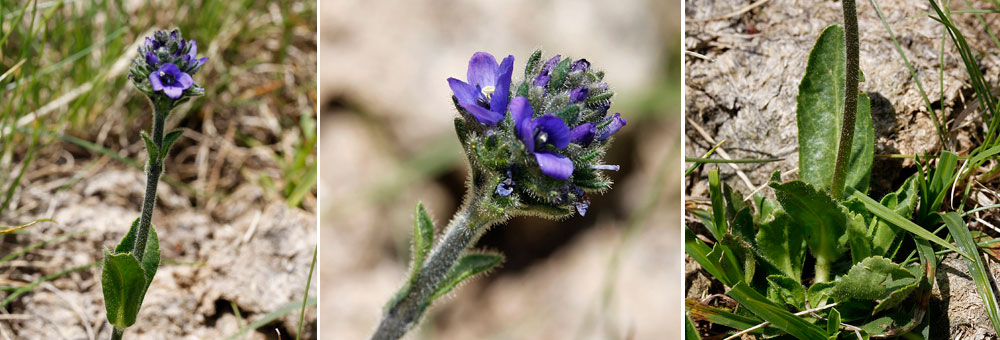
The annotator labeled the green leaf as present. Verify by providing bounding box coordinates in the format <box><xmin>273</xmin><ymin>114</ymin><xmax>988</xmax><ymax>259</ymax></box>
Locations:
<box><xmin>941</xmin><ymin>212</ymin><xmax>1000</xmax><ymax>333</ymax></box>
<box><xmin>727</xmin><ymin>282</ymin><xmax>829</xmax><ymax>340</ymax></box>
<box><xmin>920</xmin><ymin>151</ymin><xmax>958</xmax><ymax>218</ymax></box>
<box><xmin>709</xmin><ymin>169</ymin><xmax>726</xmax><ymax>237</ymax></box>
<box><xmin>827</xmin><ymin>307</ymin><xmax>841</xmax><ymax>335</ymax></box>
<box><xmin>846</xmin><ymin>210</ymin><xmax>871</xmax><ymax>264</ymax></box>
<box><xmin>797</xmin><ymin>24</ymin><xmax>873</xmax><ymax>195</ymax></box>
<box><xmin>870</xmin><ymin>175</ymin><xmax>919</xmax><ymax>257</ymax></box>
<box><xmin>140</xmin><ymin>131</ymin><xmax>159</xmax><ymax>163</ymax></box>
<box><xmin>685</xmin><ymin>314</ymin><xmax>702</xmax><ymax>340</ymax></box>
<box><xmin>102</xmin><ymin>249</ymin><xmax>147</xmax><ymax>330</ymax></box>
<box><xmin>847</xmin><ymin>188</ymin><xmax>968</xmax><ymax>258</ymax></box>
<box><xmin>808</xmin><ymin>282</ymin><xmax>837</xmax><ymax>308</ymax></box>
<box><xmin>770</xmin><ymin>180</ymin><xmax>847</xmax><ymax>272</ymax></box>
<box><xmin>160</xmin><ymin>129</ymin><xmax>185</xmax><ymax>160</ymax></box>
<box><xmin>766</xmin><ymin>275</ymin><xmax>806</xmax><ymax>310</ymax></box>
<box><xmin>756</xmin><ymin>210</ymin><xmax>804</xmax><ymax>282</ymax></box>
<box><xmin>686</xmin><ymin>226</ymin><xmax>737</xmax><ymax>287</ymax></box>
<box><xmin>411</xmin><ymin>202</ymin><xmax>434</xmax><ymax>279</ymax></box>
<box><xmin>720</xmin><ymin>233</ymin><xmax>755</xmax><ymax>285</ymax></box>
<box><xmin>429</xmin><ymin>253</ymin><xmax>503</xmax><ymax>301</ymax></box>
<box><xmin>832</xmin><ymin>256</ymin><xmax>919</xmax><ymax>308</ymax></box>
<box><xmin>107</xmin><ymin>218</ymin><xmax>160</xmax><ymax>325</ymax></box>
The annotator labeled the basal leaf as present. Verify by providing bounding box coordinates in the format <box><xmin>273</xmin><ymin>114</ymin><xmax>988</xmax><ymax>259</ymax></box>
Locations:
<box><xmin>756</xmin><ymin>209</ymin><xmax>804</xmax><ymax>282</ymax></box>
<box><xmin>766</xmin><ymin>275</ymin><xmax>806</xmax><ymax>310</ymax></box>
<box><xmin>797</xmin><ymin>24</ymin><xmax>874</xmax><ymax>195</ymax></box>
<box><xmin>686</xmin><ymin>226</ymin><xmax>737</xmax><ymax>287</ymax></box>
<box><xmin>832</xmin><ymin>256</ymin><xmax>919</xmax><ymax>306</ymax></box>
<box><xmin>808</xmin><ymin>281</ymin><xmax>837</xmax><ymax>308</ymax></box>
<box><xmin>870</xmin><ymin>175</ymin><xmax>919</xmax><ymax>257</ymax></box>
<box><xmin>428</xmin><ymin>253</ymin><xmax>503</xmax><ymax>301</ymax></box>
<box><xmin>846</xmin><ymin>210</ymin><xmax>871</xmax><ymax>264</ymax></box>
<box><xmin>721</xmin><ymin>233</ymin><xmax>755</xmax><ymax>285</ymax></box>
<box><xmin>770</xmin><ymin>180</ymin><xmax>847</xmax><ymax>273</ymax></box>
<box><xmin>827</xmin><ymin>307</ymin><xmax>841</xmax><ymax>335</ymax></box>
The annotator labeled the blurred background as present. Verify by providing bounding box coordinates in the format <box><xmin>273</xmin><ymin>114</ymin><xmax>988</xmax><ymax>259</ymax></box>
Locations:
<box><xmin>1</xmin><ymin>1</ymin><xmax>317</xmax><ymax>339</ymax></box>
<box><xmin>320</xmin><ymin>0</ymin><xmax>682</xmax><ymax>339</ymax></box>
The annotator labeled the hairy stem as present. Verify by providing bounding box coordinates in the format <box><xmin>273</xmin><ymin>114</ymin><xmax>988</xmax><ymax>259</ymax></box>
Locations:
<box><xmin>370</xmin><ymin>192</ymin><xmax>495</xmax><ymax>340</ymax></box>
<box><xmin>133</xmin><ymin>102</ymin><xmax>168</xmax><ymax>263</ymax></box>
<box><xmin>111</xmin><ymin>328</ymin><xmax>124</xmax><ymax>340</ymax></box>
<box><xmin>831</xmin><ymin>0</ymin><xmax>860</xmax><ymax>199</ymax></box>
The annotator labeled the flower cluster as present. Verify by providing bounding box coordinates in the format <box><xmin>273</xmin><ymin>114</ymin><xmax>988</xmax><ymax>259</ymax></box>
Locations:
<box><xmin>448</xmin><ymin>50</ymin><xmax>625</xmax><ymax>217</ymax></box>
<box><xmin>128</xmin><ymin>29</ymin><xmax>208</xmax><ymax>100</ymax></box>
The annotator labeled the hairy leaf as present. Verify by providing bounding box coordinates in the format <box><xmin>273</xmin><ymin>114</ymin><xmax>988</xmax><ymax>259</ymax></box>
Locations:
<box><xmin>411</xmin><ymin>202</ymin><xmax>435</xmax><ymax>279</ymax></box>
<box><xmin>102</xmin><ymin>250</ymin><xmax>147</xmax><ymax>330</ymax></box>
<box><xmin>766</xmin><ymin>275</ymin><xmax>806</xmax><ymax>310</ymax></box>
<box><xmin>756</xmin><ymin>209</ymin><xmax>804</xmax><ymax>282</ymax></box>
<box><xmin>429</xmin><ymin>253</ymin><xmax>503</xmax><ymax>301</ymax></box>
<box><xmin>140</xmin><ymin>131</ymin><xmax>159</xmax><ymax>163</ymax></box>
<box><xmin>797</xmin><ymin>24</ymin><xmax>873</xmax><ymax>195</ymax></box>
<box><xmin>160</xmin><ymin>129</ymin><xmax>185</xmax><ymax>160</ymax></box>
<box><xmin>770</xmin><ymin>180</ymin><xmax>847</xmax><ymax>268</ymax></box>
<box><xmin>832</xmin><ymin>256</ymin><xmax>919</xmax><ymax>308</ymax></box>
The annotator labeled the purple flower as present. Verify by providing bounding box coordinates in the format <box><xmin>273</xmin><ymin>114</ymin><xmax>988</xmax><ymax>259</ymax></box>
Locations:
<box><xmin>496</xmin><ymin>170</ymin><xmax>515</xmax><ymax>196</ymax></box>
<box><xmin>596</xmin><ymin>113</ymin><xmax>627</xmax><ymax>141</ymax></box>
<box><xmin>533</xmin><ymin>55</ymin><xmax>561</xmax><ymax>88</ymax></box>
<box><xmin>511</xmin><ymin>97</ymin><xmax>574</xmax><ymax>180</ymax></box>
<box><xmin>571</xmin><ymin>59</ymin><xmax>590</xmax><ymax>72</ymax></box>
<box><xmin>185</xmin><ymin>40</ymin><xmax>209</xmax><ymax>72</ymax></box>
<box><xmin>148</xmin><ymin>63</ymin><xmax>194</xmax><ymax>99</ymax></box>
<box><xmin>448</xmin><ymin>52</ymin><xmax>514</xmax><ymax>125</ymax></box>
<box><xmin>570</xmin><ymin>122</ymin><xmax>596</xmax><ymax>145</ymax></box>
<box><xmin>569</xmin><ymin>88</ymin><xmax>588</xmax><ymax>104</ymax></box>
<box><xmin>145</xmin><ymin>52</ymin><xmax>159</xmax><ymax>67</ymax></box>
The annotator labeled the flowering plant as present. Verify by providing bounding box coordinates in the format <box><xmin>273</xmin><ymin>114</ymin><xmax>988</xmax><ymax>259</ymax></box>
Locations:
<box><xmin>103</xmin><ymin>29</ymin><xmax>207</xmax><ymax>340</ymax></box>
<box><xmin>370</xmin><ymin>50</ymin><xmax>625</xmax><ymax>340</ymax></box>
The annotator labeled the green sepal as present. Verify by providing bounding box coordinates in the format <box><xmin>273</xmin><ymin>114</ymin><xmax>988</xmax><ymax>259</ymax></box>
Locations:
<box><xmin>140</xmin><ymin>131</ymin><xmax>159</xmax><ymax>163</ymax></box>
<box><xmin>548</xmin><ymin>57</ymin><xmax>572</xmax><ymax>90</ymax></box>
<box><xmin>102</xmin><ymin>218</ymin><xmax>160</xmax><ymax>330</ymax></box>
<box><xmin>160</xmin><ymin>129</ymin><xmax>185</xmax><ymax>160</ymax></box>
<box><xmin>524</xmin><ymin>49</ymin><xmax>542</xmax><ymax>79</ymax></box>
<box><xmin>428</xmin><ymin>253</ymin><xmax>503</xmax><ymax>302</ymax></box>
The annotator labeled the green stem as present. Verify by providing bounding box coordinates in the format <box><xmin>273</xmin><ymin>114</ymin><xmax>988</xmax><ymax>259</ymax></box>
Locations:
<box><xmin>831</xmin><ymin>0</ymin><xmax>861</xmax><ymax>199</ymax></box>
<box><xmin>815</xmin><ymin>255</ymin><xmax>832</xmax><ymax>283</ymax></box>
<box><xmin>133</xmin><ymin>101</ymin><xmax>168</xmax><ymax>262</ymax></box>
<box><xmin>111</xmin><ymin>328</ymin><xmax>124</xmax><ymax>340</ymax></box>
<box><xmin>370</xmin><ymin>190</ymin><xmax>497</xmax><ymax>340</ymax></box>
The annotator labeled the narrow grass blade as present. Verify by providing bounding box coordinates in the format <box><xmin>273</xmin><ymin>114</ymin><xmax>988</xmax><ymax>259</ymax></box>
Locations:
<box><xmin>296</xmin><ymin>247</ymin><xmax>317</xmax><ymax>340</ymax></box>
<box><xmin>685</xmin><ymin>157</ymin><xmax>783</xmax><ymax>164</ymax></box>
<box><xmin>1</xmin><ymin>262</ymin><xmax>99</xmax><ymax>308</ymax></box>
<box><xmin>686</xmin><ymin>299</ymin><xmax>767</xmax><ymax>334</ymax></box>
<box><xmin>726</xmin><ymin>282</ymin><xmax>829</xmax><ymax>340</ymax></box>
<box><xmin>941</xmin><ymin>212</ymin><xmax>1000</xmax><ymax>333</ymax></box>
<box><xmin>0</xmin><ymin>230</ymin><xmax>87</xmax><ymax>264</ymax></box>
<box><xmin>0</xmin><ymin>218</ymin><xmax>55</xmax><ymax>234</ymax></box>
<box><xmin>709</xmin><ymin>169</ymin><xmax>726</xmax><ymax>237</ymax></box>
<box><xmin>224</xmin><ymin>298</ymin><xmax>317</xmax><ymax>340</ymax></box>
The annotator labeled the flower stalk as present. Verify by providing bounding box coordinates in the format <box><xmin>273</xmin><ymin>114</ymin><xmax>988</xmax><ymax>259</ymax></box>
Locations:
<box><xmin>831</xmin><ymin>0</ymin><xmax>860</xmax><ymax>199</ymax></box>
<box><xmin>371</xmin><ymin>185</ymin><xmax>499</xmax><ymax>340</ymax></box>
<box><xmin>133</xmin><ymin>100</ymin><xmax>168</xmax><ymax>262</ymax></box>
